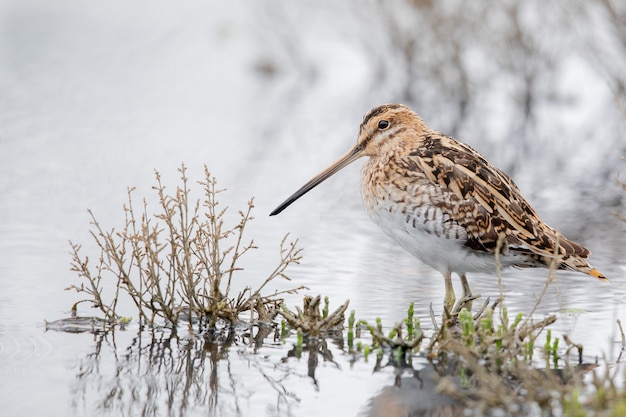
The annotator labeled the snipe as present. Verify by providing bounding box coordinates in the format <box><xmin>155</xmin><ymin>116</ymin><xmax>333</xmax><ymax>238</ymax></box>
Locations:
<box><xmin>271</xmin><ymin>104</ymin><xmax>607</xmax><ymax>311</ymax></box>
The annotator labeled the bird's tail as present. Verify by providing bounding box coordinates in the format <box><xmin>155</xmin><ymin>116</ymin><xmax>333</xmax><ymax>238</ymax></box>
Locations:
<box><xmin>561</xmin><ymin>256</ymin><xmax>609</xmax><ymax>281</ymax></box>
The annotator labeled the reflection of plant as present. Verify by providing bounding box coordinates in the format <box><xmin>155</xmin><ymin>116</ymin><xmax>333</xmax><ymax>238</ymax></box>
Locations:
<box><xmin>71</xmin><ymin>324</ymin><xmax>303</xmax><ymax>417</ymax></box>
<box><xmin>67</xmin><ymin>164</ymin><xmax>304</xmax><ymax>332</ymax></box>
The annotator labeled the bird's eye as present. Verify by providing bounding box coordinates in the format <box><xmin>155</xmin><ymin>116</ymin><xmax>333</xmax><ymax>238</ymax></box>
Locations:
<box><xmin>378</xmin><ymin>120</ymin><xmax>390</xmax><ymax>130</ymax></box>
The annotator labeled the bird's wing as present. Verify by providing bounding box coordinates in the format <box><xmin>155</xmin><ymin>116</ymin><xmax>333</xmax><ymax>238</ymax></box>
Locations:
<box><xmin>403</xmin><ymin>133</ymin><xmax>590</xmax><ymax>259</ymax></box>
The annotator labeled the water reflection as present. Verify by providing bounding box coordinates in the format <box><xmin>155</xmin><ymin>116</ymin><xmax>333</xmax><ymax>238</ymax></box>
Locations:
<box><xmin>284</xmin><ymin>334</ymin><xmax>344</xmax><ymax>389</ymax></box>
<box><xmin>69</xmin><ymin>322</ymin><xmax>472</xmax><ymax>417</ymax></box>
<box><xmin>69</xmin><ymin>319</ymin><xmax>377</xmax><ymax>417</ymax></box>
<box><xmin>70</xmin><ymin>325</ymin><xmax>301</xmax><ymax>416</ymax></box>
<box><xmin>365</xmin><ymin>364</ymin><xmax>463</xmax><ymax>417</ymax></box>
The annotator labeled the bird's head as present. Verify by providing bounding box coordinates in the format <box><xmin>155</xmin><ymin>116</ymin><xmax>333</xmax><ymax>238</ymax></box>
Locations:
<box><xmin>270</xmin><ymin>104</ymin><xmax>425</xmax><ymax>215</ymax></box>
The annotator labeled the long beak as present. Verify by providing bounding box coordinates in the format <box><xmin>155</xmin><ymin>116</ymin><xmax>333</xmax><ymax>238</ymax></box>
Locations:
<box><xmin>270</xmin><ymin>145</ymin><xmax>364</xmax><ymax>216</ymax></box>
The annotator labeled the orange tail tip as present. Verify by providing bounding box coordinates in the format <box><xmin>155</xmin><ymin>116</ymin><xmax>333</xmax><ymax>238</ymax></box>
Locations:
<box><xmin>564</xmin><ymin>257</ymin><xmax>609</xmax><ymax>281</ymax></box>
<box><xmin>588</xmin><ymin>268</ymin><xmax>609</xmax><ymax>282</ymax></box>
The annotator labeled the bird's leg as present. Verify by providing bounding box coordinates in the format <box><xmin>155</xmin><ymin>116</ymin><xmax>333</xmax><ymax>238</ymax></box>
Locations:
<box><xmin>458</xmin><ymin>273</ymin><xmax>474</xmax><ymax>311</ymax></box>
<box><xmin>443</xmin><ymin>268</ymin><xmax>456</xmax><ymax>315</ymax></box>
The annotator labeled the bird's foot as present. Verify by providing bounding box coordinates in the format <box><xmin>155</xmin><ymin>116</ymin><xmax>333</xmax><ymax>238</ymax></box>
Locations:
<box><xmin>441</xmin><ymin>293</ymin><xmax>481</xmax><ymax>329</ymax></box>
<box><xmin>453</xmin><ymin>293</ymin><xmax>480</xmax><ymax>314</ymax></box>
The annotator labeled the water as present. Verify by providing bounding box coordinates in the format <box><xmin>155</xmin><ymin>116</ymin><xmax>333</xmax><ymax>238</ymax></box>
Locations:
<box><xmin>0</xmin><ymin>1</ymin><xmax>625</xmax><ymax>416</ymax></box>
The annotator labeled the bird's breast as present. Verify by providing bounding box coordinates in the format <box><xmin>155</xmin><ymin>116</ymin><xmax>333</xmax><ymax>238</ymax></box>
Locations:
<box><xmin>361</xmin><ymin>157</ymin><xmax>466</xmax><ymax>240</ymax></box>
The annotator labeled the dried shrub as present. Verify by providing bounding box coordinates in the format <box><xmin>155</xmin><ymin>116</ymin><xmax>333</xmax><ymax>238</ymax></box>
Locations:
<box><xmin>67</xmin><ymin>164</ymin><xmax>305</xmax><ymax>333</ymax></box>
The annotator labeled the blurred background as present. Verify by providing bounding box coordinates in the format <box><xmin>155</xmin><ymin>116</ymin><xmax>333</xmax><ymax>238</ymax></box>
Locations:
<box><xmin>0</xmin><ymin>1</ymin><xmax>625</xmax><ymax>416</ymax></box>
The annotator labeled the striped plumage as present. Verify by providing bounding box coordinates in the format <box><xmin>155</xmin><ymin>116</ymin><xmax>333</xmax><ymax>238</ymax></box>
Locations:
<box><xmin>271</xmin><ymin>104</ymin><xmax>607</xmax><ymax>309</ymax></box>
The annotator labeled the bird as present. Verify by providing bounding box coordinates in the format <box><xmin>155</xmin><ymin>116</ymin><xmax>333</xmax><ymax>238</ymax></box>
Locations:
<box><xmin>270</xmin><ymin>104</ymin><xmax>608</xmax><ymax>311</ymax></box>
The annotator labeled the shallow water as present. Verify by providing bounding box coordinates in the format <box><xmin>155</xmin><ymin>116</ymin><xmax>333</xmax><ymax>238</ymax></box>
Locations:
<box><xmin>1</xmin><ymin>1</ymin><xmax>625</xmax><ymax>416</ymax></box>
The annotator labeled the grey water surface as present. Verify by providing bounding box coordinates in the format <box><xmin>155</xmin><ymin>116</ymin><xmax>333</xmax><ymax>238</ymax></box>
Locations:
<box><xmin>1</xmin><ymin>1</ymin><xmax>625</xmax><ymax>416</ymax></box>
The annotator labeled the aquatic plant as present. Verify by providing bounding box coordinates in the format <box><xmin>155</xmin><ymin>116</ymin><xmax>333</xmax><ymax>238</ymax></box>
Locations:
<box><xmin>67</xmin><ymin>164</ymin><xmax>305</xmax><ymax>333</ymax></box>
<box><xmin>279</xmin><ymin>294</ymin><xmax>349</xmax><ymax>338</ymax></box>
<box><xmin>340</xmin><ymin>284</ymin><xmax>626</xmax><ymax>416</ymax></box>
